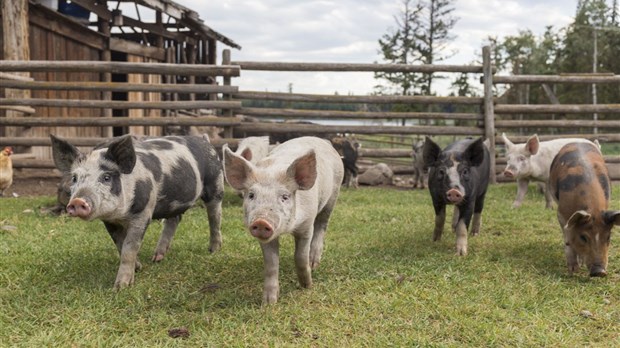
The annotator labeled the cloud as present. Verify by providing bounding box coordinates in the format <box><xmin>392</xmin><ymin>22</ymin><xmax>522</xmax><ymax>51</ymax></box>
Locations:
<box><xmin>174</xmin><ymin>0</ymin><xmax>577</xmax><ymax>95</ymax></box>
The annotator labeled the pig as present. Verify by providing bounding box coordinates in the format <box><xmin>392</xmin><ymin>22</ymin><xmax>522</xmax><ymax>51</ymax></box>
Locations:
<box><xmin>331</xmin><ymin>136</ymin><xmax>360</xmax><ymax>188</ymax></box>
<box><xmin>234</xmin><ymin>136</ymin><xmax>271</xmax><ymax>164</ymax></box>
<box><xmin>548</xmin><ymin>142</ymin><xmax>620</xmax><ymax>277</ymax></box>
<box><xmin>502</xmin><ymin>133</ymin><xmax>598</xmax><ymax>209</ymax></box>
<box><xmin>412</xmin><ymin>139</ymin><xmax>428</xmax><ymax>189</ymax></box>
<box><xmin>222</xmin><ymin>136</ymin><xmax>344</xmax><ymax>304</ymax></box>
<box><xmin>423</xmin><ymin>137</ymin><xmax>490</xmax><ymax>256</ymax></box>
<box><xmin>50</xmin><ymin>134</ymin><xmax>224</xmax><ymax>289</ymax></box>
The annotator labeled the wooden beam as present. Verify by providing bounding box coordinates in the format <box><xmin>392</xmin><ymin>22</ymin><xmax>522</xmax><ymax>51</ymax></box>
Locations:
<box><xmin>232</xmin><ymin>61</ymin><xmax>484</xmax><ymax>73</ymax></box>
<box><xmin>0</xmin><ymin>116</ymin><xmax>240</xmax><ymax>127</ymax></box>
<box><xmin>235</xmin><ymin>91</ymin><xmax>483</xmax><ymax>105</ymax></box>
<box><xmin>493</xmin><ymin>74</ymin><xmax>620</xmax><ymax>84</ymax></box>
<box><xmin>0</xmin><ymin>72</ymin><xmax>34</xmax><ymax>81</ymax></box>
<box><xmin>495</xmin><ymin>104</ymin><xmax>620</xmax><ymax>114</ymax></box>
<box><xmin>234</xmin><ymin>122</ymin><xmax>483</xmax><ymax>136</ymax></box>
<box><xmin>1</xmin><ymin>80</ymin><xmax>238</xmax><ymax>94</ymax></box>
<box><xmin>495</xmin><ymin>120</ymin><xmax>620</xmax><ymax>128</ymax></box>
<box><xmin>0</xmin><ymin>60</ymin><xmax>241</xmax><ymax>77</ymax></box>
<box><xmin>0</xmin><ymin>98</ymin><xmax>242</xmax><ymax>110</ymax></box>
<box><xmin>239</xmin><ymin>107</ymin><xmax>482</xmax><ymax>120</ymax></box>
<box><xmin>110</xmin><ymin>37</ymin><xmax>165</xmax><ymax>61</ymax></box>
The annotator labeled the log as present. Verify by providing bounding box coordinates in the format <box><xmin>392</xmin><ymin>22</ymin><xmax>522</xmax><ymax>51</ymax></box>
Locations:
<box><xmin>0</xmin><ymin>116</ymin><xmax>240</xmax><ymax>127</ymax></box>
<box><xmin>358</xmin><ymin>148</ymin><xmax>413</xmax><ymax>157</ymax></box>
<box><xmin>0</xmin><ymin>98</ymin><xmax>241</xmax><ymax>110</ymax></box>
<box><xmin>495</xmin><ymin>104</ymin><xmax>620</xmax><ymax>114</ymax></box>
<box><xmin>0</xmin><ymin>105</ymin><xmax>35</xmax><ymax>114</ymax></box>
<box><xmin>0</xmin><ymin>60</ymin><xmax>241</xmax><ymax>77</ymax></box>
<box><xmin>482</xmin><ymin>45</ymin><xmax>497</xmax><ymax>184</ymax></box>
<box><xmin>234</xmin><ymin>122</ymin><xmax>483</xmax><ymax>136</ymax></box>
<box><xmin>495</xmin><ymin>133</ymin><xmax>620</xmax><ymax>143</ymax></box>
<box><xmin>493</xmin><ymin>74</ymin><xmax>620</xmax><ymax>84</ymax></box>
<box><xmin>232</xmin><ymin>61</ymin><xmax>484</xmax><ymax>73</ymax></box>
<box><xmin>239</xmin><ymin>107</ymin><xmax>483</xmax><ymax>120</ymax></box>
<box><xmin>235</xmin><ymin>91</ymin><xmax>483</xmax><ymax>105</ymax></box>
<box><xmin>1</xmin><ymin>80</ymin><xmax>239</xmax><ymax>94</ymax></box>
<box><xmin>1</xmin><ymin>137</ymin><xmax>239</xmax><ymax>148</ymax></box>
<box><xmin>495</xmin><ymin>119</ymin><xmax>620</xmax><ymax>128</ymax></box>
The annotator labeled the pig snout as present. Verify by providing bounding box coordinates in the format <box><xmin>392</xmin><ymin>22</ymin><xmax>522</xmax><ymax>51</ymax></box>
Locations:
<box><xmin>249</xmin><ymin>218</ymin><xmax>274</xmax><ymax>240</ymax></box>
<box><xmin>589</xmin><ymin>264</ymin><xmax>607</xmax><ymax>277</ymax></box>
<box><xmin>446</xmin><ymin>188</ymin><xmax>464</xmax><ymax>204</ymax></box>
<box><xmin>67</xmin><ymin>198</ymin><xmax>91</xmax><ymax>219</ymax></box>
<box><xmin>503</xmin><ymin>169</ymin><xmax>514</xmax><ymax>179</ymax></box>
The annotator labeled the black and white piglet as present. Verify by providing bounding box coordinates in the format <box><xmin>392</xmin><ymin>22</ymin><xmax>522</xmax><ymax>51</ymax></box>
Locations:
<box><xmin>51</xmin><ymin>134</ymin><xmax>224</xmax><ymax>289</ymax></box>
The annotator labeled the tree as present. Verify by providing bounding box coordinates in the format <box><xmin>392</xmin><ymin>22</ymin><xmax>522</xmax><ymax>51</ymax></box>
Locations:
<box><xmin>375</xmin><ymin>0</ymin><xmax>424</xmax><ymax>96</ymax></box>
<box><xmin>375</xmin><ymin>0</ymin><xmax>458</xmax><ymax>96</ymax></box>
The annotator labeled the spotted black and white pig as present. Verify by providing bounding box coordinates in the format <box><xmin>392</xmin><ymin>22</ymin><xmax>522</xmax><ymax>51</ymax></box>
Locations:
<box><xmin>331</xmin><ymin>136</ymin><xmax>360</xmax><ymax>188</ymax></box>
<box><xmin>223</xmin><ymin>136</ymin><xmax>344</xmax><ymax>304</ymax></box>
<box><xmin>548</xmin><ymin>142</ymin><xmax>620</xmax><ymax>277</ymax></box>
<box><xmin>423</xmin><ymin>137</ymin><xmax>490</xmax><ymax>256</ymax></box>
<box><xmin>50</xmin><ymin>134</ymin><xmax>224</xmax><ymax>289</ymax></box>
<box><xmin>502</xmin><ymin>133</ymin><xmax>598</xmax><ymax>209</ymax></box>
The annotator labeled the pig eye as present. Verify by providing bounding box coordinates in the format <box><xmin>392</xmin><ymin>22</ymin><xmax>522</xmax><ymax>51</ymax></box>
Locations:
<box><xmin>247</xmin><ymin>192</ymin><xmax>255</xmax><ymax>200</ymax></box>
<box><xmin>437</xmin><ymin>168</ymin><xmax>445</xmax><ymax>177</ymax></box>
<box><xmin>579</xmin><ymin>235</ymin><xmax>589</xmax><ymax>244</ymax></box>
<box><xmin>281</xmin><ymin>194</ymin><xmax>290</xmax><ymax>202</ymax></box>
<box><xmin>71</xmin><ymin>174</ymin><xmax>77</xmax><ymax>184</ymax></box>
<box><xmin>102</xmin><ymin>174</ymin><xmax>112</xmax><ymax>182</ymax></box>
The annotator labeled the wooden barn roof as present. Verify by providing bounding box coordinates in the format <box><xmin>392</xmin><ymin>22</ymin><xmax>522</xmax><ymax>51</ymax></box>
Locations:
<box><xmin>62</xmin><ymin>0</ymin><xmax>241</xmax><ymax>49</ymax></box>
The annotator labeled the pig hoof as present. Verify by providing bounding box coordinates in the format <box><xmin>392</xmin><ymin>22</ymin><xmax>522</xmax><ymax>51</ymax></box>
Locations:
<box><xmin>135</xmin><ymin>261</ymin><xmax>142</xmax><ymax>271</ymax></box>
<box><xmin>209</xmin><ymin>241</ymin><xmax>221</xmax><ymax>253</ymax></box>
<box><xmin>456</xmin><ymin>246</ymin><xmax>468</xmax><ymax>256</ymax></box>
<box><xmin>262</xmin><ymin>293</ymin><xmax>279</xmax><ymax>305</ymax></box>
<box><xmin>152</xmin><ymin>253</ymin><xmax>165</xmax><ymax>262</ymax></box>
<box><xmin>511</xmin><ymin>202</ymin><xmax>522</xmax><ymax>209</ymax></box>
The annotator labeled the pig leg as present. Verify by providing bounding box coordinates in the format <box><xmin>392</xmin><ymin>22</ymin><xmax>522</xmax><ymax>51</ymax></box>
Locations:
<box><xmin>260</xmin><ymin>239</ymin><xmax>280</xmax><ymax>305</ymax></box>
<box><xmin>114</xmin><ymin>219</ymin><xmax>149</xmax><ymax>289</ymax></box>
<box><xmin>310</xmin><ymin>199</ymin><xmax>336</xmax><ymax>270</ymax></box>
<box><xmin>455</xmin><ymin>205</ymin><xmax>474</xmax><ymax>256</ymax></box>
<box><xmin>205</xmin><ymin>198</ymin><xmax>223</xmax><ymax>253</ymax></box>
<box><xmin>152</xmin><ymin>216</ymin><xmax>181</xmax><ymax>262</ymax></box>
<box><xmin>105</xmin><ymin>222</ymin><xmax>142</xmax><ymax>271</ymax></box>
<box><xmin>451</xmin><ymin>206</ymin><xmax>460</xmax><ymax>231</ymax></box>
<box><xmin>471</xmin><ymin>193</ymin><xmax>487</xmax><ymax>236</ymax></box>
<box><xmin>543</xmin><ymin>186</ymin><xmax>554</xmax><ymax>210</ymax></box>
<box><xmin>202</xmin><ymin>177</ymin><xmax>224</xmax><ymax>253</ymax></box>
<box><xmin>433</xmin><ymin>204</ymin><xmax>446</xmax><ymax>241</ymax></box>
<box><xmin>294</xmin><ymin>234</ymin><xmax>313</xmax><ymax>289</ymax></box>
<box><xmin>562</xmin><ymin>230</ymin><xmax>580</xmax><ymax>274</ymax></box>
<box><xmin>512</xmin><ymin>178</ymin><xmax>529</xmax><ymax>208</ymax></box>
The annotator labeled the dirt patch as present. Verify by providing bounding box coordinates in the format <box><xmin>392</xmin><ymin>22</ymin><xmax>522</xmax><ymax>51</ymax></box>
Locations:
<box><xmin>4</xmin><ymin>168</ymin><xmax>61</xmax><ymax>198</ymax></box>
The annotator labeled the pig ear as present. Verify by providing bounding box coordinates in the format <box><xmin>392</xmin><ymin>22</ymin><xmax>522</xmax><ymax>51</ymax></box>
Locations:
<box><xmin>525</xmin><ymin>134</ymin><xmax>540</xmax><ymax>155</ymax></box>
<box><xmin>603</xmin><ymin>211</ymin><xmax>620</xmax><ymax>226</ymax></box>
<box><xmin>463</xmin><ymin>138</ymin><xmax>486</xmax><ymax>167</ymax></box>
<box><xmin>240</xmin><ymin>148</ymin><xmax>253</xmax><ymax>162</ymax></box>
<box><xmin>422</xmin><ymin>137</ymin><xmax>441</xmax><ymax>167</ymax></box>
<box><xmin>565</xmin><ymin>210</ymin><xmax>592</xmax><ymax>229</ymax></box>
<box><xmin>223</xmin><ymin>146</ymin><xmax>253</xmax><ymax>190</ymax></box>
<box><xmin>287</xmin><ymin>150</ymin><xmax>317</xmax><ymax>191</ymax></box>
<box><xmin>501</xmin><ymin>133</ymin><xmax>514</xmax><ymax>149</ymax></box>
<box><xmin>50</xmin><ymin>134</ymin><xmax>81</xmax><ymax>173</ymax></box>
<box><xmin>104</xmin><ymin>135</ymin><xmax>136</xmax><ymax>174</ymax></box>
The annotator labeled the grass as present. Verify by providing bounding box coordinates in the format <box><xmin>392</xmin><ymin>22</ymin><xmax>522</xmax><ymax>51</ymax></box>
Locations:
<box><xmin>1</xmin><ymin>183</ymin><xmax>619</xmax><ymax>347</ymax></box>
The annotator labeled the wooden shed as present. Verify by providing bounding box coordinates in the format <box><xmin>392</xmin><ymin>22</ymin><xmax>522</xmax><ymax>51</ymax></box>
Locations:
<box><xmin>1</xmin><ymin>0</ymin><xmax>240</xmax><ymax>158</ymax></box>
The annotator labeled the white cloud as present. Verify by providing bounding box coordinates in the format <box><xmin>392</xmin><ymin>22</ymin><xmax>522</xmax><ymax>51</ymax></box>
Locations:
<box><xmin>173</xmin><ymin>0</ymin><xmax>577</xmax><ymax>95</ymax></box>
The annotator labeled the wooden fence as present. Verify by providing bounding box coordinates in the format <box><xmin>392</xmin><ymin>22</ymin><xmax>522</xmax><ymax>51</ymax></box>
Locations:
<box><xmin>1</xmin><ymin>46</ymin><xmax>619</xmax><ymax>181</ymax></box>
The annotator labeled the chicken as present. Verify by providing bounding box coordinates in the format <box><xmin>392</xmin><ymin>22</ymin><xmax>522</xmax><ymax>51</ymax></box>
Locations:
<box><xmin>0</xmin><ymin>146</ymin><xmax>14</xmax><ymax>196</ymax></box>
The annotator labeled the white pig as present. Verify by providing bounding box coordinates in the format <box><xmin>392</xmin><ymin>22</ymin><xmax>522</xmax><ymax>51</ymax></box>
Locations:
<box><xmin>502</xmin><ymin>133</ymin><xmax>599</xmax><ymax>209</ymax></box>
<box><xmin>234</xmin><ymin>136</ymin><xmax>271</xmax><ymax>164</ymax></box>
<box><xmin>223</xmin><ymin>136</ymin><xmax>344</xmax><ymax>304</ymax></box>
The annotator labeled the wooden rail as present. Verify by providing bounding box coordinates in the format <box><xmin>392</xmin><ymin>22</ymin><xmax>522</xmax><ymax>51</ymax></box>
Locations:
<box><xmin>493</xmin><ymin>74</ymin><xmax>620</xmax><ymax>84</ymax></box>
<box><xmin>495</xmin><ymin>119</ymin><xmax>620</xmax><ymax>128</ymax></box>
<box><xmin>0</xmin><ymin>98</ymin><xmax>241</xmax><ymax>110</ymax></box>
<box><xmin>234</xmin><ymin>122</ymin><xmax>484</xmax><ymax>136</ymax></box>
<box><xmin>0</xmin><ymin>137</ymin><xmax>239</xmax><ymax>148</ymax></box>
<box><xmin>231</xmin><ymin>61</ymin><xmax>485</xmax><ymax>73</ymax></box>
<box><xmin>239</xmin><ymin>107</ymin><xmax>483</xmax><ymax>120</ymax></box>
<box><xmin>235</xmin><ymin>91</ymin><xmax>483</xmax><ymax>105</ymax></box>
<box><xmin>495</xmin><ymin>104</ymin><xmax>620</xmax><ymax>114</ymax></box>
<box><xmin>0</xmin><ymin>60</ymin><xmax>241</xmax><ymax>76</ymax></box>
<box><xmin>1</xmin><ymin>80</ymin><xmax>239</xmax><ymax>94</ymax></box>
<box><xmin>0</xmin><ymin>116</ymin><xmax>240</xmax><ymax>127</ymax></box>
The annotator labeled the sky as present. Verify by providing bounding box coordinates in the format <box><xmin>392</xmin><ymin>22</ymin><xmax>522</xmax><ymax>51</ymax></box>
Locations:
<box><xmin>170</xmin><ymin>0</ymin><xmax>578</xmax><ymax>96</ymax></box>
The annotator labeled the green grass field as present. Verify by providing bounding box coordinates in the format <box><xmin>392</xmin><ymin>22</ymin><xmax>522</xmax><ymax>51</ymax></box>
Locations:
<box><xmin>1</xmin><ymin>183</ymin><xmax>619</xmax><ymax>346</ymax></box>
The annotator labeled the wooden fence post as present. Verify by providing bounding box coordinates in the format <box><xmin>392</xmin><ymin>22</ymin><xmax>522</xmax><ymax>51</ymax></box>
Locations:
<box><xmin>222</xmin><ymin>49</ymin><xmax>233</xmax><ymax>138</ymax></box>
<box><xmin>482</xmin><ymin>45</ymin><xmax>497</xmax><ymax>184</ymax></box>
